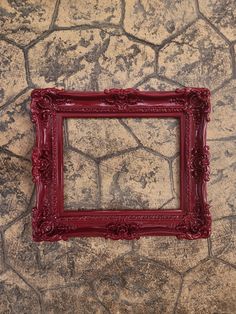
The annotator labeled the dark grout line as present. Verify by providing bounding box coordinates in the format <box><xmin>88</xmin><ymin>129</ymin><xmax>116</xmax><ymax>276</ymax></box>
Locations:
<box><xmin>97</xmin><ymin>145</ymin><xmax>140</xmax><ymax>162</ymax></box>
<box><xmin>49</xmin><ymin>0</ymin><xmax>61</xmax><ymax>30</ymax></box>
<box><xmin>96</xmin><ymin>162</ymin><xmax>102</xmax><ymax>209</ymax></box>
<box><xmin>159</xmin><ymin>196</ymin><xmax>175</xmax><ymax>209</ymax></box>
<box><xmin>67</xmin><ymin>144</ymin><xmax>97</xmax><ymax>162</ymax></box>
<box><xmin>207</xmin><ymin>237</ymin><xmax>213</xmax><ymax>258</ymax></box>
<box><xmin>0</xmin><ymin>35</ymin><xmax>24</xmax><ymax>49</ymax></box>
<box><xmin>156</xmin><ymin>18</ymin><xmax>199</xmax><ymax>51</ymax></box>
<box><xmin>118</xmin><ymin>119</ymin><xmax>142</xmax><ymax>145</ymax></box>
<box><xmin>25</xmin><ymin>29</ymin><xmax>54</xmax><ymax>50</ymax></box>
<box><xmin>0</xmin><ymin>230</ymin><xmax>7</xmax><ymax>273</ymax></box>
<box><xmin>23</xmin><ymin>48</ymin><xmax>33</xmax><ymax>87</ymax></box>
<box><xmin>229</xmin><ymin>43</ymin><xmax>236</xmax><ymax>78</ymax></box>
<box><xmin>2</xmin><ymin>187</ymin><xmax>35</xmax><ymax>232</ymax></box>
<box><xmin>215</xmin><ymin>257</ymin><xmax>236</xmax><ymax>270</ymax></box>
<box><xmin>183</xmin><ymin>256</ymin><xmax>210</xmax><ymax>275</ymax></box>
<box><xmin>119</xmin><ymin>0</ymin><xmax>126</xmax><ymax>28</ymax></box>
<box><xmin>121</xmin><ymin>27</ymin><xmax>157</xmax><ymax>49</ymax></box>
<box><xmin>0</xmin><ymin>146</ymin><xmax>31</xmax><ymax>162</ymax></box>
<box><xmin>142</xmin><ymin>145</ymin><xmax>171</xmax><ymax>161</ymax></box>
<box><xmin>213</xmin><ymin>215</ymin><xmax>236</xmax><ymax>222</ymax></box>
<box><xmin>133</xmin><ymin>73</ymin><xmax>157</xmax><ymax>88</ymax></box>
<box><xmin>208</xmin><ymin>136</ymin><xmax>236</xmax><ymax>142</ymax></box>
<box><xmin>88</xmin><ymin>281</ymin><xmax>111</xmax><ymax>314</ymax></box>
<box><xmin>173</xmin><ymin>275</ymin><xmax>184</xmax><ymax>314</ymax></box>
<box><xmin>196</xmin><ymin>5</ymin><xmax>231</xmax><ymax>46</ymax></box>
<box><xmin>0</xmin><ymin>86</ymin><xmax>31</xmax><ymax>112</ymax></box>
<box><xmin>6</xmin><ymin>263</ymin><xmax>43</xmax><ymax>312</ymax></box>
<box><xmin>211</xmin><ymin>78</ymin><xmax>232</xmax><ymax>94</ymax></box>
<box><xmin>156</xmin><ymin>75</ymin><xmax>184</xmax><ymax>88</ymax></box>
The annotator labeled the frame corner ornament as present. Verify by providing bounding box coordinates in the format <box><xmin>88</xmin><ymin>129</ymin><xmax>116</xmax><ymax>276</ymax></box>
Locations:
<box><xmin>31</xmin><ymin>87</ymin><xmax>211</xmax><ymax>241</ymax></box>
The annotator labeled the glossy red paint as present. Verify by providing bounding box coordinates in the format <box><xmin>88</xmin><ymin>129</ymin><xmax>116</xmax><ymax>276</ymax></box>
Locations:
<box><xmin>31</xmin><ymin>87</ymin><xmax>211</xmax><ymax>241</ymax></box>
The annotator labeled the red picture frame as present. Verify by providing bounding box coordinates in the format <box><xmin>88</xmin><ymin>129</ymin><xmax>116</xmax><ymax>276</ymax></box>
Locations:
<box><xmin>31</xmin><ymin>87</ymin><xmax>211</xmax><ymax>241</ymax></box>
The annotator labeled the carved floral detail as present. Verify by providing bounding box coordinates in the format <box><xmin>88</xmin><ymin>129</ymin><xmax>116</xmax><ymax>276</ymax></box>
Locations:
<box><xmin>31</xmin><ymin>88</ymin><xmax>61</xmax><ymax>124</ymax></box>
<box><xmin>105</xmin><ymin>222</ymin><xmax>140</xmax><ymax>240</ymax></box>
<box><xmin>190</xmin><ymin>145</ymin><xmax>210</xmax><ymax>181</ymax></box>
<box><xmin>103</xmin><ymin>88</ymin><xmax>142</xmax><ymax>110</ymax></box>
<box><xmin>32</xmin><ymin>205</ymin><xmax>69</xmax><ymax>241</ymax></box>
<box><xmin>173</xmin><ymin>88</ymin><xmax>211</xmax><ymax>123</ymax></box>
<box><xmin>176</xmin><ymin>202</ymin><xmax>211</xmax><ymax>239</ymax></box>
<box><xmin>32</xmin><ymin>147</ymin><xmax>51</xmax><ymax>183</ymax></box>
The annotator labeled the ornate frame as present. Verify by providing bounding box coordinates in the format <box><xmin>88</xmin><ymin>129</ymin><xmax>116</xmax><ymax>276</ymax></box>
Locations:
<box><xmin>31</xmin><ymin>87</ymin><xmax>211</xmax><ymax>241</ymax></box>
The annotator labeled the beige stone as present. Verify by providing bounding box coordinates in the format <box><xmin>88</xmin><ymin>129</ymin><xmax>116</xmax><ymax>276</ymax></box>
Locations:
<box><xmin>211</xmin><ymin>219</ymin><xmax>236</xmax><ymax>267</ymax></box>
<box><xmin>199</xmin><ymin>0</ymin><xmax>236</xmax><ymax>41</ymax></box>
<box><xmin>210</xmin><ymin>219</ymin><xmax>233</xmax><ymax>257</ymax></box>
<box><xmin>137</xmin><ymin>77</ymin><xmax>179</xmax><ymax>91</ymax></box>
<box><xmin>0</xmin><ymin>40</ymin><xmax>26</xmax><ymax>107</ymax></box>
<box><xmin>159</xmin><ymin>19</ymin><xmax>232</xmax><ymax>90</ymax></box>
<box><xmin>42</xmin><ymin>284</ymin><xmax>106</xmax><ymax>313</ymax></box>
<box><xmin>172</xmin><ymin>156</ymin><xmax>180</xmax><ymax>200</ymax></box>
<box><xmin>124</xmin><ymin>0</ymin><xmax>197</xmax><ymax>45</ymax></box>
<box><xmin>135</xmin><ymin>236</ymin><xmax>208</xmax><ymax>273</ymax></box>
<box><xmin>176</xmin><ymin>259</ymin><xmax>236</xmax><ymax>314</ymax></box>
<box><xmin>28</xmin><ymin>29</ymin><xmax>109</xmax><ymax>90</ymax></box>
<box><xmin>209</xmin><ymin>80</ymin><xmax>236</xmax><ymax>139</ymax></box>
<box><xmin>123</xmin><ymin>118</ymin><xmax>180</xmax><ymax>158</ymax></box>
<box><xmin>0</xmin><ymin>90</ymin><xmax>34</xmax><ymax>158</ymax></box>
<box><xmin>100</xmin><ymin>148</ymin><xmax>174</xmax><ymax>209</ymax></box>
<box><xmin>98</xmin><ymin>35</ymin><xmax>155</xmax><ymax>89</ymax></box>
<box><xmin>0</xmin><ymin>0</ymin><xmax>56</xmax><ymax>45</ymax></box>
<box><xmin>67</xmin><ymin>118</ymin><xmax>138</xmax><ymax>159</ymax></box>
<box><xmin>64</xmin><ymin>148</ymin><xmax>99</xmax><ymax>210</ymax></box>
<box><xmin>0</xmin><ymin>151</ymin><xmax>33</xmax><ymax>226</ymax></box>
<box><xmin>0</xmin><ymin>232</ymin><xmax>5</xmax><ymax>274</ymax></box>
<box><xmin>56</xmin><ymin>0</ymin><xmax>121</xmax><ymax>26</ymax></box>
<box><xmin>4</xmin><ymin>214</ymin><xmax>131</xmax><ymax>289</ymax></box>
<box><xmin>94</xmin><ymin>254</ymin><xmax>181</xmax><ymax>313</ymax></box>
<box><xmin>0</xmin><ymin>270</ymin><xmax>40</xmax><ymax>313</ymax></box>
<box><xmin>208</xmin><ymin>140</ymin><xmax>236</xmax><ymax>219</ymax></box>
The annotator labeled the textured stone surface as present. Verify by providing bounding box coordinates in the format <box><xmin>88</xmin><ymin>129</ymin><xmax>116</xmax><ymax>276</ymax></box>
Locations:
<box><xmin>159</xmin><ymin>19</ymin><xmax>232</xmax><ymax>90</ymax></box>
<box><xmin>0</xmin><ymin>151</ymin><xmax>33</xmax><ymax>226</ymax></box>
<box><xmin>64</xmin><ymin>148</ymin><xmax>99</xmax><ymax>210</ymax></box>
<box><xmin>67</xmin><ymin>118</ymin><xmax>138</xmax><ymax>158</ymax></box>
<box><xmin>100</xmin><ymin>148</ymin><xmax>175</xmax><ymax>209</ymax></box>
<box><xmin>56</xmin><ymin>0</ymin><xmax>121</xmax><ymax>27</ymax></box>
<box><xmin>0</xmin><ymin>232</ymin><xmax>5</xmax><ymax>274</ymax></box>
<box><xmin>4</xmin><ymin>214</ymin><xmax>131</xmax><ymax>289</ymax></box>
<box><xmin>0</xmin><ymin>40</ymin><xmax>26</xmax><ymax>107</ymax></box>
<box><xmin>94</xmin><ymin>254</ymin><xmax>181</xmax><ymax>313</ymax></box>
<box><xmin>208</xmin><ymin>140</ymin><xmax>236</xmax><ymax>219</ymax></box>
<box><xmin>0</xmin><ymin>91</ymin><xmax>34</xmax><ymax>158</ymax></box>
<box><xmin>209</xmin><ymin>80</ymin><xmax>236</xmax><ymax>139</ymax></box>
<box><xmin>1</xmin><ymin>1</ymin><xmax>236</xmax><ymax>312</ymax></box>
<box><xmin>199</xmin><ymin>0</ymin><xmax>236</xmax><ymax>41</ymax></box>
<box><xmin>123</xmin><ymin>118</ymin><xmax>180</xmax><ymax>157</ymax></box>
<box><xmin>42</xmin><ymin>284</ymin><xmax>107</xmax><ymax>313</ymax></box>
<box><xmin>28</xmin><ymin>29</ymin><xmax>108</xmax><ymax>89</ymax></box>
<box><xmin>0</xmin><ymin>270</ymin><xmax>41</xmax><ymax>313</ymax></box>
<box><xmin>210</xmin><ymin>219</ymin><xmax>233</xmax><ymax>257</ymax></box>
<box><xmin>137</xmin><ymin>77</ymin><xmax>179</xmax><ymax>91</ymax></box>
<box><xmin>124</xmin><ymin>0</ymin><xmax>197</xmax><ymax>45</ymax></box>
<box><xmin>211</xmin><ymin>219</ymin><xmax>236</xmax><ymax>266</ymax></box>
<box><xmin>176</xmin><ymin>259</ymin><xmax>236</xmax><ymax>314</ymax></box>
<box><xmin>135</xmin><ymin>236</ymin><xmax>208</xmax><ymax>273</ymax></box>
<box><xmin>98</xmin><ymin>35</ymin><xmax>155</xmax><ymax>89</ymax></box>
<box><xmin>0</xmin><ymin>0</ymin><xmax>56</xmax><ymax>45</ymax></box>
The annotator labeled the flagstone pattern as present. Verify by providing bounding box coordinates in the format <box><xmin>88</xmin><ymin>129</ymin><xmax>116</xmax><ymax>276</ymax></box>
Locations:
<box><xmin>0</xmin><ymin>0</ymin><xmax>235</xmax><ymax>313</ymax></box>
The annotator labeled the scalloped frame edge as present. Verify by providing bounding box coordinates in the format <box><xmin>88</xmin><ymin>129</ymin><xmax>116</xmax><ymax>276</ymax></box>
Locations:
<box><xmin>31</xmin><ymin>87</ymin><xmax>211</xmax><ymax>241</ymax></box>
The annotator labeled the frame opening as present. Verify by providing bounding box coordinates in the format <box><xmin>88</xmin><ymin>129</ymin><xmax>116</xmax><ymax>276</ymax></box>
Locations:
<box><xmin>63</xmin><ymin>117</ymin><xmax>180</xmax><ymax>211</ymax></box>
